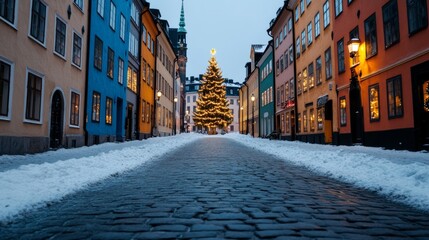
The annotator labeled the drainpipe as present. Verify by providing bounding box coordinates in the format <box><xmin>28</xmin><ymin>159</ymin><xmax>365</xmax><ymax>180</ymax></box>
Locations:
<box><xmin>285</xmin><ymin>1</ymin><xmax>298</xmax><ymax>141</ymax></box>
<box><xmin>83</xmin><ymin>0</ymin><xmax>92</xmax><ymax>146</ymax></box>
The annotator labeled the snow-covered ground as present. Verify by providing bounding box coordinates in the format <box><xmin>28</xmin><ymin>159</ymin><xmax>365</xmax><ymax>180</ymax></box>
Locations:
<box><xmin>0</xmin><ymin>133</ymin><xmax>428</xmax><ymax>222</ymax></box>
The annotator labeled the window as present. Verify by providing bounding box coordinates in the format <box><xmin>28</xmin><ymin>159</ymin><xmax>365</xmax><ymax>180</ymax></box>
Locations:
<box><xmin>142</xmin><ymin>25</ymin><xmax>147</xmax><ymax>44</ymax></box>
<box><xmin>70</xmin><ymin>92</ymin><xmax>80</xmax><ymax>126</ymax></box>
<box><xmin>0</xmin><ymin>60</ymin><xmax>12</xmax><ymax>118</ymax></box>
<box><xmin>383</xmin><ymin>0</ymin><xmax>400</xmax><ymax>48</ymax></box>
<box><xmin>142</xmin><ymin>100</ymin><xmax>146</xmax><ymax>122</ymax></box>
<box><xmin>302</xmin><ymin>68</ymin><xmax>308</xmax><ymax>92</ymax></box>
<box><xmin>285</xmin><ymin>113</ymin><xmax>290</xmax><ymax>133</ymax></box>
<box><xmin>325</xmin><ymin>48</ymin><xmax>332</xmax><ymax>80</ymax></box>
<box><xmin>73</xmin><ymin>0</ymin><xmax>83</xmax><ymax>10</ymax></box>
<box><xmin>25</xmin><ymin>71</ymin><xmax>43</xmax><ymax>122</ymax></box>
<box><xmin>0</xmin><ymin>0</ymin><xmax>16</xmax><ymax>25</ymax></box>
<box><xmin>323</xmin><ymin>1</ymin><xmax>330</xmax><ymax>28</ymax></box>
<box><xmin>288</xmin><ymin>18</ymin><xmax>293</xmax><ymax>32</ymax></box>
<box><xmin>407</xmin><ymin>0</ymin><xmax>428</xmax><ymax>35</ymax></box>
<box><xmin>289</xmin><ymin>46</ymin><xmax>293</xmax><ymax>65</ymax></box>
<box><xmin>315</xmin><ymin>12</ymin><xmax>320</xmax><ymax>37</ymax></box>
<box><xmin>109</xmin><ymin>1</ymin><xmax>115</xmax><ymax>30</ymax></box>
<box><xmin>230</xmin><ymin>99</ymin><xmax>234</xmax><ymax>105</ymax></box>
<box><xmin>97</xmin><ymin>0</ymin><xmax>104</xmax><ymax>17</ymax></box>
<box><xmin>295</xmin><ymin>5</ymin><xmax>299</xmax><ymax>22</ymax></box>
<box><xmin>284</xmin><ymin>52</ymin><xmax>289</xmax><ymax>69</ymax></box>
<box><xmin>130</xmin><ymin>2</ymin><xmax>139</xmax><ymax>27</ymax></box>
<box><xmin>276</xmin><ymin>60</ymin><xmax>279</xmax><ymax>75</ymax></box>
<box><xmin>340</xmin><ymin>97</ymin><xmax>347</xmax><ymax>126</ymax></box>
<box><xmin>118</xmin><ymin>58</ymin><xmax>124</xmax><ymax>84</ymax></box>
<box><xmin>94</xmin><ymin>36</ymin><xmax>103</xmax><ymax>70</ymax></box>
<box><xmin>106</xmin><ymin>97</ymin><xmax>112</xmax><ymax>124</ymax></box>
<box><xmin>303</xmin><ymin>110</ymin><xmax>308</xmax><ymax>132</ymax></box>
<box><xmin>317</xmin><ymin>108</ymin><xmax>323</xmax><ymax>130</ymax></box>
<box><xmin>193</xmin><ymin>95</ymin><xmax>196</xmax><ymax>102</ymax></box>
<box><xmin>296</xmin><ymin>36</ymin><xmax>301</xmax><ymax>58</ymax></box>
<box><xmin>365</xmin><ymin>13</ymin><xmax>378</xmax><ymax>58</ymax></box>
<box><xmin>129</xmin><ymin>32</ymin><xmax>138</xmax><ymax>58</ymax></box>
<box><xmin>335</xmin><ymin>0</ymin><xmax>343</xmax><ymax>17</ymax></box>
<box><xmin>369</xmin><ymin>84</ymin><xmax>380</xmax><ymax>122</ymax></box>
<box><xmin>290</xmin><ymin>78</ymin><xmax>295</xmax><ymax>98</ymax></box>
<box><xmin>297</xmin><ymin>113</ymin><xmax>301</xmax><ymax>133</ymax></box>
<box><xmin>107</xmin><ymin>48</ymin><xmax>114</xmax><ymax>78</ymax></box>
<box><xmin>72</xmin><ymin>33</ymin><xmax>82</xmax><ymax>67</ymax></box>
<box><xmin>148</xmin><ymin>33</ymin><xmax>152</xmax><ymax>52</ymax></box>
<box><xmin>316</xmin><ymin>56</ymin><xmax>322</xmax><ymax>85</ymax></box>
<box><xmin>285</xmin><ymin>82</ymin><xmax>289</xmax><ymax>100</ymax></box>
<box><xmin>301</xmin><ymin>30</ymin><xmax>306</xmax><ymax>52</ymax></box>
<box><xmin>280</xmin><ymin>54</ymin><xmax>284</xmax><ymax>72</ymax></box>
<box><xmin>92</xmin><ymin>92</ymin><xmax>100</xmax><ymax>122</ymax></box>
<box><xmin>54</xmin><ymin>17</ymin><xmax>67</xmax><ymax>57</ymax></box>
<box><xmin>307</xmin><ymin>22</ymin><xmax>313</xmax><ymax>45</ymax></box>
<box><xmin>337</xmin><ymin>38</ymin><xmax>345</xmax><ymax>73</ymax></box>
<box><xmin>187</xmin><ymin>96</ymin><xmax>190</xmax><ymax>103</ymax></box>
<box><xmin>300</xmin><ymin>0</ymin><xmax>305</xmax><ymax>15</ymax></box>
<box><xmin>307</xmin><ymin>0</ymin><xmax>311</xmax><ymax>5</ymax></box>
<box><xmin>127</xmin><ymin>67</ymin><xmax>137</xmax><ymax>93</ymax></box>
<box><xmin>387</xmin><ymin>75</ymin><xmax>403</xmax><ymax>118</ymax></box>
<box><xmin>308</xmin><ymin>62</ymin><xmax>314</xmax><ymax>88</ymax></box>
<box><xmin>283</xmin><ymin>24</ymin><xmax>287</xmax><ymax>39</ymax></box>
<box><xmin>350</xmin><ymin>26</ymin><xmax>359</xmax><ymax>39</ymax></box>
<box><xmin>29</xmin><ymin>0</ymin><xmax>47</xmax><ymax>44</ymax></box>
<box><xmin>120</xmin><ymin>14</ymin><xmax>125</xmax><ymax>41</ymax></box>
<box><xmin>297</xmin><ymin>72</ymin><xmax>302</xmax><ymax>95</ymax></box>
<box><xmin>310</xmin><ymin>108</ymin><xmax>315</xmax><ymax>131</ymax></box>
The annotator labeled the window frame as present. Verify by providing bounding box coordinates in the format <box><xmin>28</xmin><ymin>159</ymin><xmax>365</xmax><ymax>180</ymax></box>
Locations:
<box><xmin>0</xmin><ymin>0</ymin><xmax>18</xmax><ymax>28</ymax></box>
<box><xmin>94</xmin><ymin>36</ymin><xmax>103</xmax><ymax>71</ymax></box>
<box><xmin>109</xmin><ymin>1</ymin><xmax>116</xmax><ymax>31</ymax></box>
<box><xmin>316</xmin><ymin>56</ymin><xmax>322</xmax><ymax>85</ymax></box>
<box><xmin>71</xmin><ymin>31</ymin><xmax>82</xmax><ymax>69</ymax></box>
<box><xmin>105</xmin><ymin>97</ymin><xmax>113</xmax><ymax>125</ymax></box>
<box><xmin>365</xmin><ymin>13</ymin><xmax>378</xmax><ymax>59</ymax></box>
<box><xmin>337</xmin><ymin>38</ymin><xmax>345</xmax><ymax>74</ymax></box>
<box><xmin>73</xmin><ymin>0</ymin><xmax>84</xmax><ymax>11</ymax></box>
<box><xmin>120</xmin><ymin>14</ymin><xmax>125</xmax><ymax>41</ymax></box>
<box><xmin>387</xmin><ymin>75</ymin><xmax>403</xmax><ymax>119</ymax></box>
<box><xmin>314</xmin><ymin>12</ymin><xmax>320</xmax><ymax>37</ymax></box>
<box><xmin>307</xmin><ymin>22</ymin><xmax>313</xmax><ymax>46</ymax></box>
<box><xmin>335</xmin><ymin>0</ymin><xmax>343</xmax><ymax>17</ymax></box>
<box><xmin>69</xmin><ymin>91</ymin><xmax>80</xmax><ymax>127</ymax></box>
<box><xmin>325</xmin><ymin>47</ymin><xmax>332</xmax><ymax>80</ymax></box>
<box><xmin>382</xmin><ymin>0</ymin><xmax>400</xmax><ymax>49</ymax></box>
<box><xmin>91</xmin><ymin>91</ymin><xmax>101</xmax><ymax>122</ymax></box>
<box><xmin>118</xmin><ymin>57</ymin><xmax>124</xmax><ymax>85</ymax></box>
<box><xmin>28</xmin><ymin>0</ymin><xmax>48</xmax><ymax>47</ymax></box>
<box><xmin>54</xmin><ymin>15</ymin><xmax>67</xmax><ymax>59</ymax></box>
<box><xmin>369</xmin><ymin>84</ymin><xmax>380</xmax><ymax>122</ymax></box>
<box><xmin>407</xmin><ymin>0</ymin><xmax>428</xmax><ymax>35</ymax></box>
<box><xmin>323</xmin><ymin>1</ymin><xmax>330</xmax><ymax>29</ymax></box>
<box><xmin>107</xmin><ymin>47</ymin><xmax>114</xmax><ymax>79</ymax></box>
<box><xmin>97</xmin><ymin>0</ymin><xmax>104</xmax><ymax>18</ymax></box>
<box><xmin>24</xmin><ymin>68</ymin><xmax>44</xmax><ymax>124</ymax></box>
<box><xmin>340</xmin><ymin>96</ymin><xmax>347</xmax><ymax>126</ymax></box>
<box><xmin>0</xmin><ymin>57</ymin><xmax>14</xmax><ymax>120</ymax></box>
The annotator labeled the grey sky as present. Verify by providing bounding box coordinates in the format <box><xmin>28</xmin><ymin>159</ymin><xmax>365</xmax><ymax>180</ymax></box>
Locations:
<box><xmin>149</xmin><ymin>0</ymin><xmax>285</xmax><ymax>83</ymax></box>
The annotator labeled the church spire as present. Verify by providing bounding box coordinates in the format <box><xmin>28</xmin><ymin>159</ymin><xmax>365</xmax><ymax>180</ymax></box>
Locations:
<box><xmin>178</xmin><ymin>0</ymin><xmax>186</xmax><ymax>33</ymax></box>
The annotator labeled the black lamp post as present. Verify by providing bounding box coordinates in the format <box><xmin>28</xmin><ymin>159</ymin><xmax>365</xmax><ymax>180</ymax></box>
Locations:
<box><xmin>173</xmin><ymin>96</ymin><xmax>178</xmax><ymax>135</ymax></box>
<box><xmin>347</xmin><ymin>38</ymin><xmax>363</xmax><ymax>144</ymax></box>
<box><xmin>251</xmin><ymin>94</ymin><xmax>255</xmax><ymax>137</ymax></box>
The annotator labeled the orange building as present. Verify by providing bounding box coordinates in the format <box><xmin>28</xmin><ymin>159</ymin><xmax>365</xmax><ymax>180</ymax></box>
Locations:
<box><xmin>334</xmin><ymin>0</ymin><xmax>429</xmax><ymax>150</ymax></box>
<box><xmin>139</xmin><ymin>7</ymin><xmax>159</xmax><ymax>139</ymax></box>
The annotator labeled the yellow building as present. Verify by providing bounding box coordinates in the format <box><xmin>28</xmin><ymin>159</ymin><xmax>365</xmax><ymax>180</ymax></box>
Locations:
<box><xmin>139</xmin><ymin>7</ymin><xmax>159</xmax><ymax>139</ymax></box>
<box><xmin>0</xmin><ymin>1</ymin><xmax>88</xmax><ymax>154</ymax></box>
<box><xmin>293</xmin><ymin>0</ymin><xmax>336</xmax><ymax>144</ymax></box>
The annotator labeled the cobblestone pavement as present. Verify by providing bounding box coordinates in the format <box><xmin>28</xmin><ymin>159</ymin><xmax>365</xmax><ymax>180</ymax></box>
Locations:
<box><xmin>1</xmin><ymin>137</ymin><xmax>429</xmax><ymax>239</ymax></box>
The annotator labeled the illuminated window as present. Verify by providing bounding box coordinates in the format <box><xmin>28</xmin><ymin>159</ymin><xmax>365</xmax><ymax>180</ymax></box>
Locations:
<box><xmin>303</xmin><ymin>110</ymin><xmax>308</xmax><ymax>132</ymax></box>
<box><xmin>297</xmin><ymin>72</ymin><xmax>302</xmax><ymax>95</ymax></box>
<box><xmin>297</xmin><ymin>113</ymin><xmax>301</xmax><ymax>133</ymax></box>
<box><xmin>369</xmin><ymin>84</ymin><xmax>380</xmax><ymax>122</ymax></box>
<box><xmin>70</xmin><ymin>92</ymin><xmax>80</xmax><ymax>126</ymax></box>
<box><xmin>302</xmin><ymin>68</ymin><xmax>308</xmax><ymax>92</ymax></box>
<box><xmin>286</xmin><ymin>112</ymin><xmax>290</xmax><ymax>133</ymax></box>
<box><xmin>340</xmin><ymin>97</ymin><xmax>347</xmax><ymax>126</ymax></box>
<box><xmin>310</xmin><ymin>108</ymin><xmax>315</xmax><ymax>131</ymax></box>
<box><xmin>316</xmin><ymin>56</ymin><xmax>322</xmax><ymax>85</ymax></box>
<box><xmin>308</xmin><ymin>62</ymin><xmax>314</xmax><ymax>88</ymax></box>
<box><xmin>387</xmin><ymin>75</ymin><xmax>403</xmax><ymax>118</ymax></box>
<box><xmin>106</xmin><ymin>97</ymin><xmax>112</xmax><ymax>124</ymax></box>
<box><xmin>92</xmin><ymin>92</ymin><xmax>100</xmax><ymax>122</ymax></box>
<box><xmin>281</xmin><ymin>113</ymin><xmax>285</xmax><ymax>133</ymax></box>
<box><xmin>317</xmin><ymin>108</ymin><xmax>323</xmax><ymax>130</ymax></box>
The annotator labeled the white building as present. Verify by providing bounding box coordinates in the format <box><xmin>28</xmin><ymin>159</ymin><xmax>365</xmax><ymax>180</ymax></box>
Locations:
<box><xmin>185</xmin><ymin>75</ymin><xmax>241</xmax><ymax>133</ymax></box>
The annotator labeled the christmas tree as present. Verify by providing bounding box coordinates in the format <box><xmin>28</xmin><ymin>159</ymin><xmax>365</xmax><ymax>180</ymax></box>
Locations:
<box><xmin>193</xmin><ymin>49</ymin><xmax>233</xmax><ymax>134</ymax></box>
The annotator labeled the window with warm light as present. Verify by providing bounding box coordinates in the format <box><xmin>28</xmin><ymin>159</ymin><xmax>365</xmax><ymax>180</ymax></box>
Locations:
<box><xmin>106</xmin><ymin>97</ymin><xmax>112</xmax><ymax>125</ymax></box>
<box><xmin>303</xmin><ymin>110</ymin><xmax>308</xmax><ymax>132</ymax></box>
<box><xmin>310</xmin><ymin>108</ymin><xmax>315</xmax><ymax>132</ymax></box>
<box><xmin>297</xmin><ymin>113</ymin><xmax>301</xmax><ymax>133</ymax></box>
<box><xmin>424</xmin><ymin>80</ymin><xmax>429</xmax><ymax>112</ymax></box>
<box><xmin>286</xmin><ymin>112</ymin><xmax>290</xmax><ymax>133</ymax></box>
<box><xmin>317</xmin><ymin>108</ymin><xmax>323</xmax><ymax>130</ymax></box>
<box><xmin>281</xmin><ymin>114</ymin><xmax>285</xmax><ymax>133</ymax></box>
<box><xmin>302</xmin><ymin>68</ymin><xmax>308</xmax><ymax>92</ymax></box>
<box><xmin>92</xmin><ymin>92</ymin><xmax>100</xmax><ymax>122</ymax></box>
<box><xmin>70</xmin><ymin>92</ymin><xmax>80</xmax><ymax>126</ymax></box>
<box><xmin>369</xmin><ymin>84</ymin><xmax>380</xmax><ymax>122</ymax></box>
<box><xmin>308</xmin><ymin>62</ymin><xmax>314</xmax><ymax>88</ymax></box>
<box><xmin>340</xmin><ymin>97</ymin><xmax>347</xmax><ymax>126</ymax></box>
<box><xmin>387</xmin><ymin>75</ymin><xmax>403</xmax><ymax>118</ymax></box>
<box><xmin>297</xmin><ymin>72</ymin><xmax>302</xmax><ymax>95</ymax></box>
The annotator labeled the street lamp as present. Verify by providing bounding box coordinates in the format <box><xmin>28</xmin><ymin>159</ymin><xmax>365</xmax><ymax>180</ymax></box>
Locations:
<box><xmin>157</xmin><ymin>90</ymin><xmax>162</xmax><ymax>101</ymax></box>
<box><xmin>240</xmin><ymin>106</ymin><xmax>243</xmax><ymax>134</ymax></box>
<box><xmin>347</xmin><ymin>38</ymin><xmax>364</xmax><ymax>144</ymax></box>
<box><xmin>251</xmin><ymin>94</ymin><xmax>255</xmax><ymax>137</ymax></box>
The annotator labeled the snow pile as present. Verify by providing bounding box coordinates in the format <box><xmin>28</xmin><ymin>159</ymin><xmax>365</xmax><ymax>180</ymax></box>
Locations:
<box><xmin>0</xmin><ymin>134</ymin><xmax>202</xmax><ymax>221</ymax></box>
<box><xmin>225</xmin><ymin>133</ymin><xmax>429</xmax><ymax>211</ymax></box>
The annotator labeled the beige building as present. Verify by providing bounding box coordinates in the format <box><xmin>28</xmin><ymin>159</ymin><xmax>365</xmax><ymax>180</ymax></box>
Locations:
<box><xmin>293</xmin><ymin>0</ymin><xmax>336</xmax><ymax>144</ymax></box>
<box><xmin>154</xmin><ymin>13</ymin><xmax>176</xmax><ymax>137</ymax></box>
<box><xmin>0</xmin><ymin>1</ymin><xmax>88</xmax><ymax>154</ymax></box>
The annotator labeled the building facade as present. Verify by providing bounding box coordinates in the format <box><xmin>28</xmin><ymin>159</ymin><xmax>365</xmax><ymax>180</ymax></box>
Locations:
<box><xmin>257</xmin><ymin>43</ymin><xmax>275</xmax><ymax>137</ymax></box>
<box><xmin>0</xmin><ymin>0</ymin><xmax>88</xmax><ymax>154</ymax></box>
<box><xmin>185</xmin><ymin>76</ymin><xmax>241</xmax><ymax>133</ymax></box>
<box><xmin>334</xmin><ymin>0</ymin><xmax>429</xmax><ymax>150</ymax></box>
<box><xmin>269</xmin><ymin>1</ymin><xmax>297</xmax><ymax>140</ymax></box>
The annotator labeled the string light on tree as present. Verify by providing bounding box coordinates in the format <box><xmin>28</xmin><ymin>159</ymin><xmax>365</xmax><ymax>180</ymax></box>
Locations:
<box><xmin>193</xmin><ymin>49</ymin><xmax>233</xmax><ymax>134</ymax></box>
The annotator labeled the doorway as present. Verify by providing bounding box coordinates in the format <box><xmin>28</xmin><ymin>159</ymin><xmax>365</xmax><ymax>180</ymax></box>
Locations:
<box><xmin>50</xmin><ymin>90</ymin><xmax>64</xmax><ymax>148</ymax></box>
<box><xmin>125</xmin><ymin>103</ymin><xmax>133</xmax><ymax>140</ymax></box>
<box><xmin>324</xmin><ymin>100</ymin><xmax>333</xmax><ymax>143</ymax></box>
<box><xmin>350</xmin><ymin>79</ymin><xmax>364</xmax><ymax>144</ymax></box>
<box><xmin>412</xmin><ymin>61</ymin><xmax>429</xmax><ymax>150</ymax></box>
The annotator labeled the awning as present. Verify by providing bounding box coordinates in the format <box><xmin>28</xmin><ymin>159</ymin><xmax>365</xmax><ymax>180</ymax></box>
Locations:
<box><xmin>317</xmin><ymin>95</ymin><xmax>329</xmax><ymax>107</ymax></box>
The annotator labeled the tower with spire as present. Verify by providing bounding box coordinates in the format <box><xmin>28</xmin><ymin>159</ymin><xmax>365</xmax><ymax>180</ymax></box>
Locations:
<box><xmin>169</xmin><ymin>0</ymin><xmax>188</xmax><ymax>132</ymax></box>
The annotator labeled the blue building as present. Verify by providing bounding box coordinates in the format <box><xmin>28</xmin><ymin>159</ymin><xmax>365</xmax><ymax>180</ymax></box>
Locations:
<box><xmin>86</xmin><ymin>0</ymin><xmax>130</xmax><ymax>145</ymax></box>
<box><xmin>258</xmin><ymin>42</ymin><xmax>275</xmax><ymax>137</ymax></box>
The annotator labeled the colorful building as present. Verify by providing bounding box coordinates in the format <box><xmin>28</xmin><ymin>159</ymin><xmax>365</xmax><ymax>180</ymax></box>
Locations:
<box><xmin>293</xmin><ymin>0</ymin><xmax>336</xmax><ymax>144</ymax></box>
<box><xmin>85</xmin><ymin>0</ymin><xmax>129</xmax><ymax>145</ymax></box>
<box><xmin>0</xmin><ymin>0</ymin><xmax>88</xmax><ymax>154</ymax></box>
<box><xmin>257</xmin><ymin>42</ymin><xmax>275</xmax><ymax>137</ymax></box>
<box><xmin>139</xmin><ymin>7</ymin><xmax>158</xmax><ymax>139</ymax></box>
<box><xmin>334</xmin><ymin>0</ymin><xmax>429</xmax><ymax>150</ymax></box>
<box><xmin>268</xmin><ymin>1</ymin><xmax>296</xmax><ymax>140</ymax></box>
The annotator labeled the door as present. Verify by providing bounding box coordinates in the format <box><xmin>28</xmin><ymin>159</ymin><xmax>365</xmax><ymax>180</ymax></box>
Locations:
<box><xmin>324</xmin><ymin>100</ymin><xmax>333</xmax><ymax>143</ymax></box>
<box><xmin>50</xmin><ymin>91</ymin><xmax>64</xmax><ymax>148</ymax></box>
<box><xmin>350</xmin><ymin>79</ymin><xmax>364</xmax><ymax>144</ymax></box>
<box><xmin>125</xmin><ymin>103</ymin><xmax>133</xmax><ymax>140</ymax></box>
<box><xmin>422</xmin><ymin>80</ymin><xmax>429</xmax><ymax>148</ymax></box>
<box><xmin>412</xmin><ymin>61</ymin><xmax>429</xmax><ymax>150</ymax></box>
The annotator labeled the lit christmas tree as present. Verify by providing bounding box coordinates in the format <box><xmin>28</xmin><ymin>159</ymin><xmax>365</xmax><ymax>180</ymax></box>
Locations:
<box><xmin>193</xmin><ymin>49</ymin><xmax>233</xmax><ymax>134</ymax></box>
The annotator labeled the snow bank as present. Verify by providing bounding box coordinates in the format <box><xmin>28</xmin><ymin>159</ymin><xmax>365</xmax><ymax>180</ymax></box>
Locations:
<box><xmin>0</xmin><ymin>134</ymin><xmax>202</xmax><ymax>222</ymax></box>
<box><xmin>225</xmin><ymin>133</ymin><xmax>429</xmax><ymax>211</ymax></box>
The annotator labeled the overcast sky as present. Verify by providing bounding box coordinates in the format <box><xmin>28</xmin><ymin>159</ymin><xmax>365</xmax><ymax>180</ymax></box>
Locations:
<box><xmin>149</xmin><ymin>0</ymin><xmax>285</xmax><ymax>83</ymax></box>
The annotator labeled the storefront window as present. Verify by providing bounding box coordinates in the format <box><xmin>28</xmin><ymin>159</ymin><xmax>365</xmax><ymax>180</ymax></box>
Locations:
<box><xmin>310</xmin><ymin>108</ymin><xmax>315</xmax><ymax>131</ymax></box>
<box><xmin>286</xmin><ymin>112</ymin><xmax>290</xmax><ymax>133</ymax></box>
<box><xmin>303</xmin><ymin>110</ymin><xmax>308</xmax><ymax>132</ymax></box>
<box><xmin>340</xmin><ymin>97</ymin><xmax>347</xmax><ymax>126</ymax></box>
<box><xmin>317</xmin><ymin>108</ymin><xmax>323</xmax><ymax>130</ymax></box>
<box><xmin>369</xmin><ymin>84</ymin><xmax>380</xmax><ymax>121</ymax></box>
<box><xmin>281</xmin><ymin>114</ymin><xmax>285</xmax><ymax>133</ymax></box>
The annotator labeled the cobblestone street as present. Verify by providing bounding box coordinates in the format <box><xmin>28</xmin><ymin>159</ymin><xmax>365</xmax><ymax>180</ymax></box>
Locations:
<box><xmin>1</xmin><ymin>137</ymin><xmax>429</xmax><ymax>239</ymax></box>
